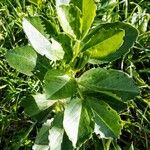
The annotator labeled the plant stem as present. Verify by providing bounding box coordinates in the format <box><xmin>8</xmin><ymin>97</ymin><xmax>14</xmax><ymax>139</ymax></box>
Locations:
<box><xmin>102</xmin><ymin>139</ymin><xmax>112</xmax><ymax>150</ymax></box>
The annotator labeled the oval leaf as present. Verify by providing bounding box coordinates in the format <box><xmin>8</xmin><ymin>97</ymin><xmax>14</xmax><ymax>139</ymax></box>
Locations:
<box><xmin>82</xmin><ymin>29</ymin><xmax>125</xmax><ymax>59</ymax></box>
<box><xmin>23</xmin><ymin>18</ymin><xmax>64</xmax><ymax>61</ymax></box>
<box><xmin>83</xmin><ymin>22</ymin><xmax>138</xmax><ymax>63</ymax></box>
<box><xmin>87</xmin><ymin>99</ymin><xmax>122</xmax><ymax>138</ymax></box>
<box><xmin>44</xmin><ymin>70</ymin><xmax>77</xmax><ymax>99</ymax></box>
<box><xmin>6</xmin><ymin>46</ymin><xmax>37</xmax><ymax>76</ymax></box>
<box><xmin>63</xmin><ymin>97</ymin><xmax>94</xmax><ymax>148</ymax></box>
<box><xmin>78</xmin><ymin>68</ymin><xmax>139</xmax><ymax>101</ymax></box>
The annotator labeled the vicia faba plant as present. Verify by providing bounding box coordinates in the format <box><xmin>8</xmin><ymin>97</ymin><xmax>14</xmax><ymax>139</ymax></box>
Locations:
<box><xmin>6</xmin><ymin>0</ymin><xmax>140</xmax><ymax>149</ymax></box>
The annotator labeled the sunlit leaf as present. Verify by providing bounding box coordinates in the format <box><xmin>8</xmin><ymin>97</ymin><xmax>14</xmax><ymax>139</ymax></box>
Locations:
<box><xmin>49</xmin><ymin>113</ymin><xmax>64</xmax><ymax>150</ymax></box>
<box><xmin>23</xmin><ymin>18</ymin><xmax>64</xmax><ymax>61</ymax></box>
<box><xmin>82</xmin><ymin>29</ymin><xmax>125</xmax><ymax>60</ymax></box>
<box><xmin>56</xmin><ymin>3</ymin><xmax>81</xmax><ymax>39</ymax></box>
<box><xmin>71</xmin><ymin>0</ymin><xmax>96</xmax><ymax>37</ymax></box>
<box><xmin>63</xmin><ymin>97</ymin><xmax>94</xmax><ymax>147</ymax></box>
<box><xmin>21</xmin><ymin>93</ymin><xmax>56</xmax><ymax>120</ymax></box>
<box><xmin>84</xmin><ymin>22</ymin><xmax>138</xmax><ymax>63</ymax></box>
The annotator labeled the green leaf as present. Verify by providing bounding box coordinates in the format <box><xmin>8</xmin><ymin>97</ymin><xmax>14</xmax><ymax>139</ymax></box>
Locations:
<box><xmin>84</xmin><ymin>22</ymin><xmax>138</xmax><ymax>63</ymax></box>
<box><xmin>44</xmin><ymin>70</ymin><xmax>77</xmax><ymax>99</ymax></box>
<box><xmin>87</xmin><ymin>98</ymin><xmax>122</xmax><ymax>138</ymax></box>
<box><xmin>34</xmin><ymin>54</ymin><xmax>52</xmax><ymax>81</ymax></box>
<box><xmin>56</xmin><ymin>33</ymin><xmax>73</xmax><ymax>64</ymax></box>
<box><xmin>6</xmin><ymin>46</ymin><xmax>37</xmax><ymax>76</ymax></box>
<box><xmin>33</xmin><ymin>119</ymin><xmax>53</xmax><ymax>150</ymax></box>
<box><xmin>97</xmin><ymin>0</ymin><xmax>117</xmax><ymax>14</ymax></box>
<box><xmin>23</xmin><ymin>18</ymin><xmax>64</xmax><ymax>61</ymax></box>
<box><xmin>21</xmin><ymin>93</ymin><xmax>56</xmax><ymax>120</ymax></box>
<box><xmin>48</xmin><ymin>112</ymin><xmax>74</xmax><ymax>150</ymax></box>
<box><xmin>25</xmin><ymin>16</ymin><xmax>57</xmax><ymax>39</ymax></box>
<box><xmin>82</xmin><ymin>90</ymin><xmax>127</xmax><ymax>112</ymax></box>
<box><xmin>63</xmin><ymin>97</ymin><xmax>94</xmax><ymax>147</ymax></box>
<box><xmin>82</xmin><ymin>29</ymin><xmax>125</xmax><ymax>60</ymax></box>
<box><xmin>49</xmin><ymin>113</ymin><xmax>64</xmax><ymax>150</ymax></box>
<box><xmin>61</xmin><ymin>133</ymin><xmax>74</xmax><ymax>150</ymax></box>
<box><xmin>78</xmin><ymin>68</ymin><xmax>139</xmax><ymax>101</ymax></box>
<box><xmin>56</xmin><ymin>3</ymin><xmax>81</xmax><ymax>39</ymax></box>
<box><xmin>71</xmin><ymin>0</ymin><xmax>97</xmax><ymax>37</ymax></box>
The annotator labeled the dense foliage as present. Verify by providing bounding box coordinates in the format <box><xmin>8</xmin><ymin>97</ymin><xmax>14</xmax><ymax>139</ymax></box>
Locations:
<box><xmin>0</xmin><ymin>0</ymin><xmax>149</xmax><ymax>149</ymax></box>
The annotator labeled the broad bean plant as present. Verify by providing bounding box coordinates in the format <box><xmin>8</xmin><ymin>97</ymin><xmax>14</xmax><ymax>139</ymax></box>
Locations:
<box><xmin>6</xmin><ymin>0</ymin><xmax>139</xmax><ymax>149</ymax></box>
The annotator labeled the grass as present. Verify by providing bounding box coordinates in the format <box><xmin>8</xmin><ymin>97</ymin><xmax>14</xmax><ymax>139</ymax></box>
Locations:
<box><xmin>0</xmin><ymin>0</ymin><xmax>150</xmax><ymax>149</ymax></box>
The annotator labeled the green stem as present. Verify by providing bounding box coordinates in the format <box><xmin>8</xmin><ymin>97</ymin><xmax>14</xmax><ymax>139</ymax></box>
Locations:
<box><xmin>102</xmin><ymin>139</ymin><xmax>112</xmax><ymax>150</ymax></box>
<box><xmin>125</xmin><ymin>0</ymin><xmax>128</xmax><ymax>19</ymax></box>
<box><xmin>77</xmin><ymin>85</ymin><xmax>84</xmax><ymax>100</ymax></box>
<box><xmin>72</xmin><ymin>40</ymin><xmax>81</xmax><ymax>62</ymax></box>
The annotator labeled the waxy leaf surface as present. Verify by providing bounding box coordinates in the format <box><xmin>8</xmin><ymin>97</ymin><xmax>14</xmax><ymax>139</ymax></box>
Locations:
<box><xmin>84</xmin><ymin>22</ymin><xmax>138</xmax><ymax>63</ymax></box>
<box><xmin>56</xmin><ymin>2</ymin><xmax>81</xmax><ymax>39</ymax></box>
<box><xmin>49</xmin><ymin>113</ymin><xmax>64</xmax><ymax>150</ymax></box>
<box><xmin>63</xmin><ymin>97</ymin><xmax>94</xmax><ymax>147</ymax></box>
<box><xmin>23</xmin><ymin>18</ymin><xmax>64</xmax><ymax>61</ymax></box>
<box><xmin>21</xmin><ymin>93</ymin><xmax>56</xmax><ymax>120</ymax></box>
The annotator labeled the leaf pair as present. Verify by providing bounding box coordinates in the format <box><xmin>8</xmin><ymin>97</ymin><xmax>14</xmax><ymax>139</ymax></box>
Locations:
<box><xmin>6</xmin><ymin>16</ymin><xmax>138</xmax><ymax>76</ymax></box>
<box><xmin>6</xmin><ymin>17</ymin><xmax>65</xmax><ymax>76</ymax></box>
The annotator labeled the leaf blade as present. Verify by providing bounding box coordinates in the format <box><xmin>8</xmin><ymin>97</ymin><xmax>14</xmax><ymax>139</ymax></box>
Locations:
<box><xmin>84</xmin><ymin>22</ymin><xmax>138</xmax><ymax>63</ymax></box>
<box><xmin>23</xmin><ymin>18</ymin><xmax>64</xmax><ymax>61</ymax></box>
<box><xmin>71</xmin><ymin>0</ymin><xmax>97</xmax><ymax>37</ymax></box>
<box><xmin>78</xmin><ymin>68</ymin><xmax>139</xmax><ymax>101</ymax></box>
<box><xmin>44</xmin><ymin>70</ymin><xmax>77</xmax><ymax>99</ymax></box>
<box><xmin>63</xmin><ymin>97</ymin><xmax>94</xmax><ymax>147</ymax></box>
<box><xmin>49</xmin><ymin>113</ymin><xmax>64</xmax><ymax>150</ymax></box>
<box><xmin>33</xmin><ymin>119</ymin><xmax>53</xmax><ymax>150</ymax></box>
<box><xmin>6</xmin><ymin>46</ymin><xmax>37</xmax><ymax>76</ymax></box>
<box><xmin>56</xmin><ymin>2</ymin><xmax>81</xmax><ymax>39</ymax></box>
<box><xmin>21</xmin><ymin>93</ymin><xmax>56</xmax><ymax>121</ymax></box>
<box><xmin>83</xmin><ymin>29</ymin><xmax>125</xmax><ymax>59</ymax></box>
<box><xmin>87</xmin><ymin>99</ymin><xmax>122</xmax><ymax>138</ymax></box>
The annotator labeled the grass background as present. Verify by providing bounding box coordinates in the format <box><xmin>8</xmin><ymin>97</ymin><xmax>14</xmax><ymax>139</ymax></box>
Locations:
<box><xmin>0</xmin><ymin>0</ymin><xmax>150</xmax><ymax>149</ymax></box>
